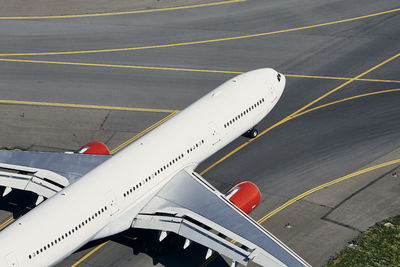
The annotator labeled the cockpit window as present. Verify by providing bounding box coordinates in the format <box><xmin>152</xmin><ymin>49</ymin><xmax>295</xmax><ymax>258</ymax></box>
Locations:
<box><xmin>277</xmin><ymin>73</ymin><xmax>281</xmax><ymax>82</ymax></box>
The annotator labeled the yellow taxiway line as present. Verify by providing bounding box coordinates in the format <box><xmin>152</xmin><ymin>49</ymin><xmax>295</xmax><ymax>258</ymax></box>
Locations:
<box><xmin>110</xmin><ymin>111</ymin><xmax>178</xmax><ymax>154</ymax></box>
<box><xmin>258</xmin><ymin>158</ymin><xmax>400</xmax><ymax>224</ymax></box>
<box><xmin>202</xmin><ymin>157</ymin><xmax>400</xmax><ymax>266</ymax></box>
<box><xmin>0</xmin><ymin>99</ymin><xmax>177</xmax><ymax>114</ymax></box>
<box><xmin>0</xmin><ymin>0</ymin><xmax>246</xmax><ymax>20</ymax></box>
<box><xmin>0</xmin><ymin>58</ymin><xmax>399</xmax><ymax>84</ymax></box>
<box><xmin>287</xmin><ymin>52</ymin><xmax>400</xmax><ymax>118</ymax></box>
<box><xmin>0</xmin><ymin>217</ymin><xmax>14</xmax><ymax>231</ymax></box>
<box><xmin>200</xmin><ymin>51</ymin><xmax>400</xmax><ymax>175</ymax></box>
<box><xmin>70</xmin><ymin>241</ymin><xmax>110</xmax><ymax>267</ymax></box>
<box><xmin>293</xmin><ymin>88</ymin><xmax>400</xmax><ymax>118</ymax></box>
<box><xmin>0</xmin><ymin>7</ymin><xmax>399</xmax><ymax>56</ymax></box>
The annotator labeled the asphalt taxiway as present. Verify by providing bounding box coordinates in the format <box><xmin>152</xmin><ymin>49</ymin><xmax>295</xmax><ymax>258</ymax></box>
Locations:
<box><xmin>0</xmin><ymin>0</ymin><xmax>400</xmax><ymax>266</ymax></box>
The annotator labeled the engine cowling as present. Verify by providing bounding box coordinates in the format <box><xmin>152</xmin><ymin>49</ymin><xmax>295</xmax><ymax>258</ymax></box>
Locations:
<box><xmin>225</xmin><ymin>181</ymin><xmax>261</xmax><ymax>214</ymax></box>
<box><xmin>77</xmin><ymin>141</ymin><xmax>110</xmax><ymax>155</ymax></box>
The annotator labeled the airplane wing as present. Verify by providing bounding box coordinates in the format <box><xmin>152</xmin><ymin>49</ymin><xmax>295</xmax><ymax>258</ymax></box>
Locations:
<box><xmin>0</xmin><ymin>150</ymin><xmax>109</xmax><ymax>204</ymax></box>
<box><xmin>132</xmin><ymin>170</ymin><xmax>310</xmax><ymax>267</ymax></box>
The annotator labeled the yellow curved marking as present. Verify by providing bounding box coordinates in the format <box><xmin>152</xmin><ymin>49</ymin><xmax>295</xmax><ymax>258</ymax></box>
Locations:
<box><xmin>285</xmin><ymin>74</ymin><xmax>400</xmax><ymax>84</ymax></box>
<box><xmin>1</xmin><ymin>58</ymin><xmax>399</xmax><ymax>84</ymax></box>
<box><xmin>202</xmin><ymin>157</ymin><xmax>400</xmax><ymax>266</ymax></box>
<box><xmin>258</xmin><ymin>158</ymin><xmax>400</xmax><ymax>224</ymax></box>
<box><xmin>0</xmin><ymin>0</ymin><xmax>246</xmax><ymax>20</ymax></box>
<box><xmin>293</xmin><ymin>88</ymin><xmax>400</xmax><ymax>119</ymax></box>
<box><xmin>287</xmin><ymin>52</ymin><xmax>400</xmax><ymax>118</ymax></box>
<box><xmin>110</xmin><ymin>111</ymin><xmax>178</xmax><ymax>154</ymax></box>
<box><xmin>0</xmin><ymin>7</ymin><xmax>399</xmax><ymax>56</ymax></box>
<box><xmin>0</xmin><ymin>217</ymin><xmax>14</xmax><ymax>231</ymax></box>
<box><xmin>200</xmin><ymin>51</ymin><xmax>400</xmax><ymax>175</ymax></box>
<box><xmin>0</xmin><ymin>99</ymin><xmax>177</xmax><ymax>113</ymax></box>
<box><xmin>70</xmin><ymin>241</ymin><xmax>109</xmax><ymax>267</ymax></box>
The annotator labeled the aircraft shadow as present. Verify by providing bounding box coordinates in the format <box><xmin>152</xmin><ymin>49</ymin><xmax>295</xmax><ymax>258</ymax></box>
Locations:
<box><xmin>0</xmin><ymin>188</ymin><xmax>229</xmax><ymax>266</ymax></box>
<box><xmin>77</xmin><ymin>228</ymin><xmax>230</xmax><ymax>267</ymax></box>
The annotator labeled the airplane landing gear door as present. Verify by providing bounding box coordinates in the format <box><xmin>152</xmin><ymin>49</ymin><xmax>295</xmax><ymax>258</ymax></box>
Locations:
<box><xmin>105</xmin><ymin>191</ymin><xmax>119</xmax><ymax>216</ymax></box>
<box><xmin>5</xmin><ymin>252</ymin><xmax>18</xmax><ymax>267</ymax></box>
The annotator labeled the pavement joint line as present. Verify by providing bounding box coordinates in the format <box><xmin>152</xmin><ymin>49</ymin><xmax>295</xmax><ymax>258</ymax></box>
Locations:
<box><xmin>0</xmin><ymin>7</ymin><xmax>399</xmax><ymax>56</ymax></box>
<box><xmin>0</xmin><ymin>58</ymin><xmax>399</xmax><ymax>84</ymax></box>
<box><xmin>257</xmin><ymin>158</ymin><xmax>400</xmax><ymax>224</ymax></box>
<box><xmin>70</xmin><ymin>241</ymin><xmax>110</xmax><ymax>267</ymax></box>
<box><xmin>200</xmin><ymin>51</ymin><xmax>400</xmax><ymax>175</ymax></box>
<box><xmin>201</xmin><ymin>158</ymin><xmax>400</xmax><ymax>267</ymax></box>
<box><xmin>0</xmin><ymin>0</ymin><xmax>246</xmax><ymax>20</ymax></box>
<box><xmin>0</xmin><ymin>99</ymin><xmax>178</xmax><ymax>113</ymax></box>
<box><xmin>71</xmin><ymin>111</ymin><xmax>177</xmax><ymax>266</ymax></box>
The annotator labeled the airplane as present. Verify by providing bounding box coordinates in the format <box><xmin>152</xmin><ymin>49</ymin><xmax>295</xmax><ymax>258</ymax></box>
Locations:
<box><xmin>0</xmin><ymin>68</ymin><xmax>310</xmax><ymax>267</ymax></box>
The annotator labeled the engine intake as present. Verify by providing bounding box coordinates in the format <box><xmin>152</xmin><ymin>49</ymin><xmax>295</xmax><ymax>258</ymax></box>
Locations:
<box><xmin>225</xmin><ymin>181</ymin><xmax>261</xmax><ymax>214</ymax></box>
<box><xmin>77</xmin><ymin>141</ymin><xmax>110</xmax><ymax>155</ymax></box>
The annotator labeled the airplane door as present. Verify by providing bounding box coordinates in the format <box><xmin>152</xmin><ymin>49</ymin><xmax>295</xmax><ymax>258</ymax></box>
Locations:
<box><xmin>208</xmin><ymin>121</ymin><xmax>221</xmax><ymax>146</ymax></box>
<box><xmin>105</xmin><ymin>191</ymin><xmax>119</xmax><ymax>216</ymax></box>
<box><xmin>269</xmin><ymin>86</ymin><xmax>277</xmax><ymax>103</ymax></box>
<box><xmin>269</xmin><ymin>86</ymin><xmax>276</xmax><ymax>103</ymax></box>
<box><xmin>5</xmin><ymin>252</ymin><xmax>18</xmax><ymax>267</ymax></box>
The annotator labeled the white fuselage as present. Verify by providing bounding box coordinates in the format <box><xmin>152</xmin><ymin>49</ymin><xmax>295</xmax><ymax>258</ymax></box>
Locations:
<box><xmin>0</xmin><ymin>68</ymin><xmax>285</xmax><ymax>267</ymax></box>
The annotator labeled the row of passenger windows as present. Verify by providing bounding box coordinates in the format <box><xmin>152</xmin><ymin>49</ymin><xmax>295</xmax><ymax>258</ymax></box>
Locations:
<box><xmin>28</xmin><ymin>206</ymin><xmax>108</xmax><ymax>260</ymax></box>
<box><xmin>186</xmin><ymin>140</ymin><xmax>204</xmax><ymax>154</ymax></box>
<box><xmin>123</xmin><ymin>152</ymin><xmax>185</xmax><ymax>198</ymax></box>
<box><xmin>224</xmin><ymin>98</ymin><xmax>265</xmax><ymax>128</ymax></box>
<box><xmin>123</xmin><ymin>139</ymin><xmax>205</xmax><ymax>198</ymax></box>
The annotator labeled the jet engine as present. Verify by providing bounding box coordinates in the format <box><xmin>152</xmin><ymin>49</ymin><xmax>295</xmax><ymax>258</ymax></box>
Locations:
<box><xmin>77</xmin><ymin>141</ymin><xmax>110</xmax><ymax>155</ymax></box>
<box><xmin>225</xmin><ymin>181</ymin><xmax>261</xmax><ymax>214</ymax></box>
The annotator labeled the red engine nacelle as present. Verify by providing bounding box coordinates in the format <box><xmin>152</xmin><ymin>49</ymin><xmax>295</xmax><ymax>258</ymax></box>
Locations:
<box><xmin>225</xmin><ymin>181</ymin><xmax>261</xmax><ymax>214</ymax></box>
<box><xmin>77</xmin><ymin>141</ymin><xmax>110</xmax><ymax>155</ymax></box>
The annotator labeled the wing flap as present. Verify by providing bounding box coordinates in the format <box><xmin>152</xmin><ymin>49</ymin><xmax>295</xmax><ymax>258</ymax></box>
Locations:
<box><xmin>133</xmin><ymin>212</ymin><xmax>251</xmax><ymax>265</ymax></box>
<box><xmin>0</xmin><ymin>150</ymin><xmax>109</xmax><ymax>202</ymax></box>
<box><xmin>0</xmin><ymin>150</ymin><xmax>109</xmax><ymax>183</ymax></box>
<box><xmin>0</xmin><ymin>163</ymin><xmax>68</xmax><ymax>199</ymax></box>
<box><xmin>134</xmin><ymin>170</ymin><xmax>310</xmax><ymax>267</ymax></box>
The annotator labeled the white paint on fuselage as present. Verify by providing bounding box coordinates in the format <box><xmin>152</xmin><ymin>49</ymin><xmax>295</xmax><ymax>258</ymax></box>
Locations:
<box><xmin>0</xmin><ymin>68</ymin><xmax>285</xmax><ymax>267</ymax></box>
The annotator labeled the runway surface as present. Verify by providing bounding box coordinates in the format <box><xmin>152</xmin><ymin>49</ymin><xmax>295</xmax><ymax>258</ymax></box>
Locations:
<box><xmin>0</xmin><ymin>0</ymin><xmax>400</xmax><ymax>266</ymax></box>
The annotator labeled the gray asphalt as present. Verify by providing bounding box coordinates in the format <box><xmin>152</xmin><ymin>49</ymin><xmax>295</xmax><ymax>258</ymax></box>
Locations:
<box><xmin>0</xmin><ymin>0</ymin><xmax>400</xmax><ymax>266</ymax></box>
